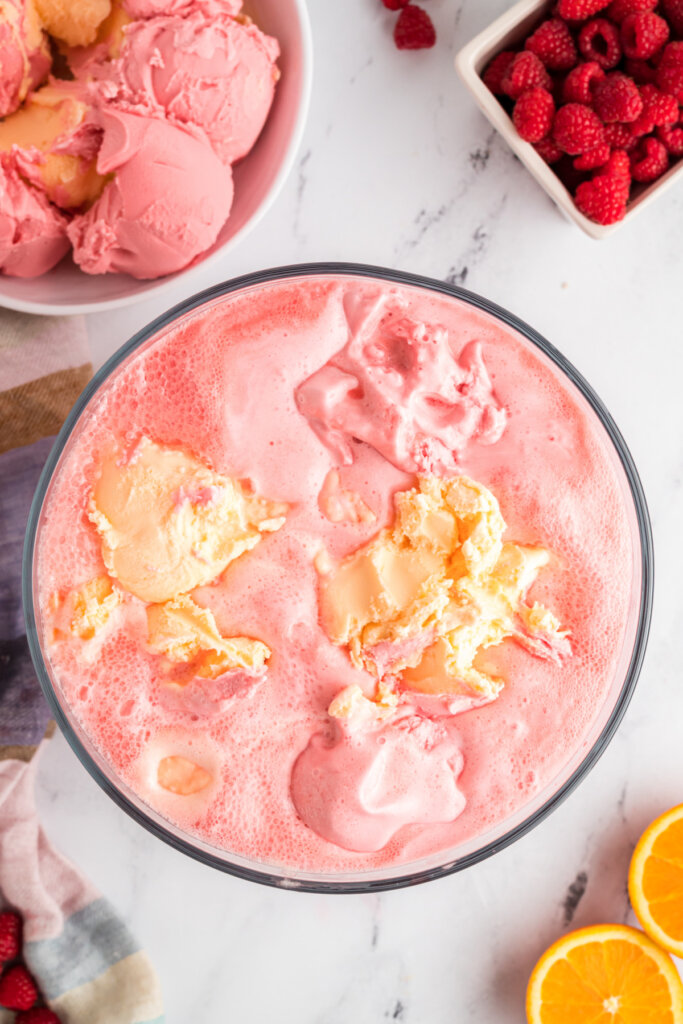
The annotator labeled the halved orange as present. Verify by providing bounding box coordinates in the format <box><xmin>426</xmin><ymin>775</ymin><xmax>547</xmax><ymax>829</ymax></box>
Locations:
<box><xmin>526</xmin><ymin>923</ymin><xmax>683</xmax><ymax>1024</ymax></box>
<box><xmin>629</xmin><ymin>803</ymin><xmax>683</xmax><ymax>958</ymax></box>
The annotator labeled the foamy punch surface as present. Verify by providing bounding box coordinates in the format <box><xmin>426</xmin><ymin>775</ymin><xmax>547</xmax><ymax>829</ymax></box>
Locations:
<box><xmin>36</xmin><ymin>276</ymin><xmax>634</xmax><ymax>873</ymax></box>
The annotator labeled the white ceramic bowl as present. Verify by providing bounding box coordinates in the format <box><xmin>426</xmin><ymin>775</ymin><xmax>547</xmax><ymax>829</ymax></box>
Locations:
<box><xmin>0</xmin><ymin>0</ymin><xmax>313</xmax><ymax>315</ymax></box>
<box><xmin>455</xmin><ymin>0</ymin><xmax>683</xmax><ymax>240</ymax></box>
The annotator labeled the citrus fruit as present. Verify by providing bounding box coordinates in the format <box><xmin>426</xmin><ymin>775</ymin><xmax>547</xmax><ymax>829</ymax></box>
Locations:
<box><xmin>629</xmin><ymin>803</ymin><xmax>683</xmax><ymax>957</ymax></box>
<box><xmin>526</xmin><ymin>923</ymin><xmax>683</xmax><ymax>1023</ymax></box>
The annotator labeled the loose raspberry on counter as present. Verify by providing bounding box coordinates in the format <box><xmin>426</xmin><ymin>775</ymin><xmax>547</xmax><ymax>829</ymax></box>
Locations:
<box><xmin>656</xmin><ymin>42</ymin><xmax>683</xmax><ymax>103</ymax></box>
<box><xmin>16</xmin><ymin>1010</ymin><xmax>62</xmax><ymax>1024</ymax></box>
<box><xmin>620</xmin><ymin>12</ymin><xmax>669</xmax><ymax>60</ymax></box>
<box><xmin>534</xmin><ymin>137</ymin><xmax>565</xmax><ymax>162</ymax></box>
<box><xmin>558</xmin><ymin>0</ymin><xmax>611</xmax><ymax>18</ymax></box>
<box><xmin>0</xmin><ymin>965</ymin><xmax>38</xmax><ymax>1011</ymax></box>
<box><xmin>593</xmin><ymin>72</ymin><xmax>644</xmax><ymax>120</ymax></box>
<box><xmin>575</xmin><ymin>162</ymin><xmax>630</xmax><ymax>222</ymax></box>
<box><xmin>0</xmin><ymin>913</ymin><xmax>21</xmax><ymax>964</ymax></box>
<box><xmin>630</xmin><ymin>134</ymin><xmax>670</xmax><ymax>178</ymax></box>
<box><xmin>483</xmin><ymin>51</ymin><xmax>516</xmax><ymax>94</ymax></box>
<box><xmin>579</xmin><ymin>19</ymin><xmax>622</xmax><ymax>68</ymax></box>
<box><xmin>657</xmin><ymin>120</ymin><xmax>683</xmax><ymax>154</ymax></box>
<box><xmin>513</xmin><ymin>87</ymin><xmax>556</xmax><ymax>141</ymax></box>
<box><xmin>382</xmin><ymin>0</ymin><xmax>409</xmax><ymax>8</ymax></box>
<box><xmin>525</xmin><ymin>19</ymin><xmax>578</xmax><ymax>71</ymax></box>
<box><xmin>630</xmin><ymin>83</ymin><xmax>680</xmax><ymax>133</ymax></box>
<box><xmin>625</xmin><ymin>57</ymin><xmax>658</xmax><ymax>84</ymax></box>
<box><xmin>607</xmin><ymin>0</ymin><xmax>657</xmax><ymax>22</ymax></box>
<box><xmin>502</xmin><ymin>51</ymin><xmax>552</xmax><ymax>99</ymax></box>
<box><xmin>661</xmin><ymin>0</ymin><xmax>683</xmax><ymax>36</ymax></box>
<box><xmin>574</xmin><ymin>142</ymin><xmax>612</xmax><ymax>167</ymax></box>
<box><xmin>562</xmin><ymin>61</ymin><xmax>606</xmax><ymax>102</ymax></box>
<box><xmin>553</xmin><ymin>102</ymin><xmax>607</xmax><ymax>153</ymax></box>
<box><xmin>393</xmin><ymin>4</ymin><xmax>436</xmax><ymax>49</ymax></box>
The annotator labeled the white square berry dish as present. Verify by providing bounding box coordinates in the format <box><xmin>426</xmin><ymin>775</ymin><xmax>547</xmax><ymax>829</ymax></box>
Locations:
<box><xmin>454</xmin><ymin>0</ymin><xmax>683</xmax><ymax>239</ymax></box>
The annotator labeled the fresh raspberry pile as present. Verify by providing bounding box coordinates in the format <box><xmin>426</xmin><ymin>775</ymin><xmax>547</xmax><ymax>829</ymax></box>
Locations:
<box><xmin>0</xmin><ymin>913</ymin><xmax>61</xmax><ymax>1023</ymax></box>
<box><xmin>381</xmin><ymin>0</ymin><xmax>436</xmax><ymax>50</ymax></box>
<box><xmin>482</xmin><ymin>0</ymin><xmax>683</xmax><ymax>224</ymax></box>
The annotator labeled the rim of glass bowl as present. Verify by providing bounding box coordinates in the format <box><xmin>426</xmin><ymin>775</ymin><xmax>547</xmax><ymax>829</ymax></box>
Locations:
<box><xmin>23</xmin><ymin>263</ymin><xmax>654</xmax><ymax>894</ymax></box>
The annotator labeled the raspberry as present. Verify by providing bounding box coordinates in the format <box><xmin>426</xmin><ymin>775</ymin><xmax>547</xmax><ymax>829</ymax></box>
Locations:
<box><xmin>661</xmin><ymin>0</ymin><xmax>683</xmax><ymax>36</ymax></box>
<box><xmin>16</xmin><ymin>1011</ymin><xmax>62</xmax><ymax>1024</ymax></box>
<box><xmin>579</xmin><ymin>18</ymin><xmax>622</xmax><ymax>68</ymax></box>
<box><xmin>553</xmin><ymin>102</ymin><xmax>607</xmax><ymax>153</ymax></box>
<box><xmin>562</xmin><ymin>61</ymin><xmax>605</xmax><ymax>102</ymax></box>
<box><xmin>534</xmin><ymin>137</ymin><xmax>564</xmax><ymax>162</ymax></box>
<box><xmin>630</xmin><ymin>134</ymin><xmax>670</xmax><ymax>178</ymax></box>
<box><xmin>604</xmin><ymin>147</ymin><xmax>633</xmax><ymax>180</ymax></box>
<box><xmin>382</xmin><ymin>0</ymin><xmax>409</xmax><ymax>8</ymax></box>
<box><xmin>0</xmin><ymin>913</ymin><xmax>21</xmax><ymax>964</ymax></box>
<box><xmin>502</xmin><ymin>51</ymin><xmax>552</xmax><ymax>99</ymax></box>
<box><xmin>625</xmin><ymin>57</ymin><xmax>657</xmax><ymax>84</ymax></box>
<box><xmin>604</xmin><ymin>121</ymin><xmax>639</xmax><ymax>147</ymax></box>
<box><xmin>607</xmin><ymin>0</ymin><xmax>657</xmax><ymax>22</ymax></box>
<box><xmin>621</xmin><ymin>12</ymin><xmax>669</xmax><ymax>59</ymax></box>
<box><xmin>630</xmin><ymin>83</ymin><xmax>680</xmax><ymax>132</ymax></box>
<box><xmin>593</xmin><ymin>72</ymin><xmax>644</xmax><ymax>121</ymax></box>
<box><xmin>657</xmin><ymin>42</ymin><xmax>683</xmax><ymax>102</ymax></box>
<box><xmin>0</xmin><ymin>966</ymin><xmax>38</xmax><ymax>1011</ymax></box>
<box><xmin>574</xmin><ymin>142</ymin><xmax>612</xmax><ymax>167</ymax></box>
<box><xmin>557</xmin><ymin>0</ymin><xmax>611</xmax><ymax>18</ymax></box>
<box><xmin>393</xmin><ymin>5</ymin><xmax>435</xmax><ymax>49</ymax></box>
<box><xmin>575</xmin><ymin>174</ymin><xmax>629</xmax><ymax>222</ymax></box>
<box><xmin>513</xmin><ymin>87</ymin><xmax>556</xmax><ymax>141</ymax></box>
<box><xmin>657</xmin><ymin>120</ymin><xmax>683</xmax><ymax>154</ymax></box>
<box><xmin>483</xmin><ymin>51</ymin><xmax>516</xmax><ymax>94</ymax></box>
<box><xmin>575</xmin><ymin>152</ymin><xmax>631</xmax><ymax>222</ymax></box>
<box><xmin>525</xmin><ymin>19</ymin><xmax>578</xmax><ymax>71</ymax></box>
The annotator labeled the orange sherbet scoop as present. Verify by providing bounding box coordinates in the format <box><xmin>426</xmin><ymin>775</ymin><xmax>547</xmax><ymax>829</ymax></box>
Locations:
<box><xmin>0</xmin><ymin>80</ymin><xmax>107</xmax><ymax>208</ymax></box>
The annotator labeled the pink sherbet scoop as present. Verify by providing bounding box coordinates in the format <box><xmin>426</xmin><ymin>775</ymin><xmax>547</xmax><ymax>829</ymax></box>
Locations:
<box><xmin>97</xmin><ymin>9</ymin><xmax>279</xmax><ymax>165</ymax></box>
<box><xmin>67</xmin><ymin>106</ymin><xmax>234</xmax><ymax>279</ymax></box>
<box><xmin>0</xmin><ymin>0</ymin><xmax>51</xmax><ymax>117</ymax></box>
<box><xmin>0</xmin><ymin>157</ymin><xmax>69</xmax><ymax>277</ymax></box>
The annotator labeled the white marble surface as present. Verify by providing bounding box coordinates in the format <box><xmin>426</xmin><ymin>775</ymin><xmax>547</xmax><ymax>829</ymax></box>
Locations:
<box><xmin>33</xmin><ymin>0</ymin><xmax>683</xmax><ymax>1020</ymax></box>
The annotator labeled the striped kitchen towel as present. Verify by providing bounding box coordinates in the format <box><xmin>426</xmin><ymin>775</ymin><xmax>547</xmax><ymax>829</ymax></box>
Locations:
<box><xmin>0</xmin><ymin>309</ymin><xmax>164</xmax><ymax>1024</ymax></box>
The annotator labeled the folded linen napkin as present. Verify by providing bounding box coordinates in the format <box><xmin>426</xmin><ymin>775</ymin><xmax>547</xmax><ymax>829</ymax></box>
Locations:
<box><xmin>0</xmin><ymin>310</ymin><xmax>164</xmax><ymax>1024</ymax></box>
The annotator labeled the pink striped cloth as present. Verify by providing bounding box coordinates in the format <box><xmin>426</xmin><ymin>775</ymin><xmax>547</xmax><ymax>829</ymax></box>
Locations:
<box><xmin>0</xmin><ymin>309</ymin><xmax>164</xmax><ymax>1023</ymax></box>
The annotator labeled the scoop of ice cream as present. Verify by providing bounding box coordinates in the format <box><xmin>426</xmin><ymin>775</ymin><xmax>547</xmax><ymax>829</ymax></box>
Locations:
<box><xmin>147</xmin><ymin>594</ymin><xmax>270</xmax><ymax>681</ymax></box>
<box><xmin>291</xmin><ymin>691</ymin><xmax>465</xmax><ymax>852</ymax></box>
<box><xmin>133</xmin><ymin>729</ymin><xmax>221</xmax><ymax>813</ymax></box>
<box><xmin>0</xmin><ymin>80</ymin><xmax>107</xmax><ymax>209</ymax></box>
<box><xmin>0</xmin><ymin>6</ymin><xmax>26</xmax><ymax>117</ymax></box>
<box><xmin>0</xmin><ymin>157</ymin><xmax>69</xmax><ymax>276</ymax></box>
<box><xmin>122</xmin><ymin>0</ymin><xmax>242</xmax><ymax>20</ymax></box>
<box><xmin>51</xmin><ymin>575</ymin><xmax>122</xmax><ymax>640</ymax></box>
<box><xmin>34</xmin><ymin>0</ymin><xmax>111</xmax><ymax>46</ymax></box>
<box><xmin>296</xmin><ymin>291</ymin><xmax>508</xmax><ymax>475</ymax></box>
<box><xmin>67</xmin><ymin>105</ymin><xmax>234</xmax><ymax>278</ymax></box>
<box><xmin>157</xmin><ymin>755</ymin><xmax>212</xmax><ymax>795</ymax></box>
<box><xmin>89</xmin><ymin>436</ymin><xmax>287</xmax><ymax>604</ymax></box>
<box><xmin>66</xmin><ymin>0</ymin><xmax>242</xmax><ymax>60</ymax></box>
<box><xmin>94</xmin><ymin>9</ymin><xmax>279</xmax><ymax>166</ymax></box>
<box><xmin>319</xmin><ymin>475</ymin><xmax>570</xmax><ymax>700</ymax></box>
<box><xmin>63</xmin><ymin>1</ymin><xmax>132</xmax><ymax>72</ymax></box>
<box><xmin>0</xmin><ymin>0</ymin><xmax>51</xmax><ymax>117</ymax></box>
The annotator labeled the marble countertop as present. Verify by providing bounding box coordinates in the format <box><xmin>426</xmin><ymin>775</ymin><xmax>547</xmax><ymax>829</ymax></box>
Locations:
<box><xmin>34</xmin><ymin>0</ymin><xmax>683</xmax><ymax>1020</ymax></box>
